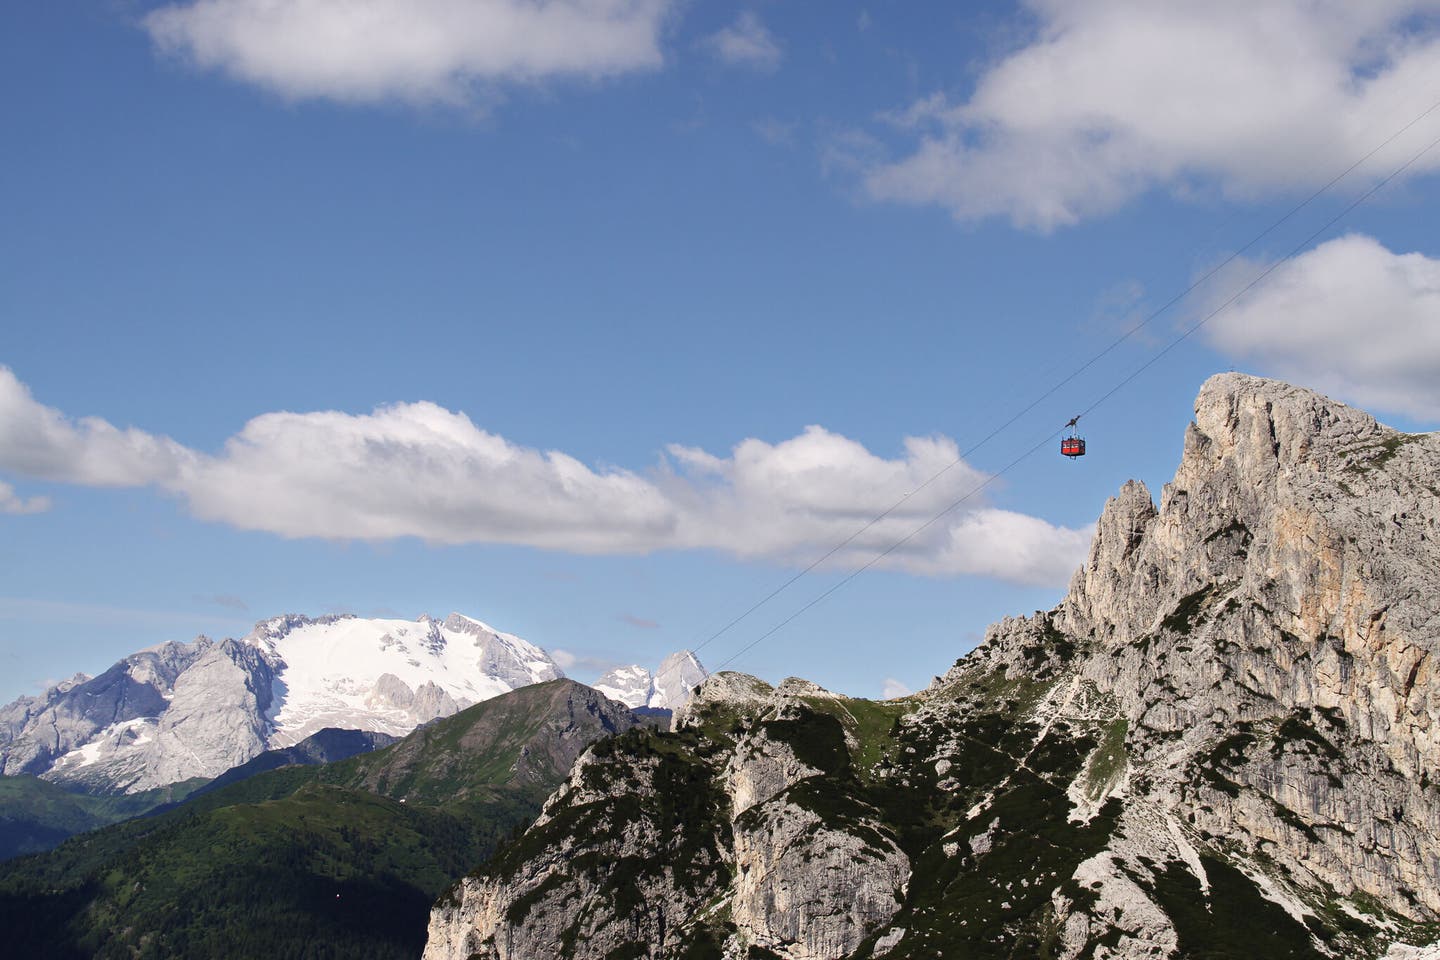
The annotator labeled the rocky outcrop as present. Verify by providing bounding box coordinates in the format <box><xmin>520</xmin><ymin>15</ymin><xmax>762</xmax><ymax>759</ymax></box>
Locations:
<box><xmin>422</xmin><ymin>374</ymin><xmax>1440</xmax><ymax>959</ymax></box>
<box><xmin>1052</xmin><ymin>374</ymin><xmax>1440</xmax><ymax>918</ymax></box>
<box><xmin>424</xmin><ymin>678</ymin><xmax>912</xmax><ymax>960</ymax></box>
<box><xmin>366</xmin><ymin>673</ymin><xmax>461</xmax><ymax>724</ymax></box>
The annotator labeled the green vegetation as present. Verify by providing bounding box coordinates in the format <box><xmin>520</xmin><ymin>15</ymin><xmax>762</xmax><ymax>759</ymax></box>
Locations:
<box><xmin>1273</xmin><ymin>714</ymin><xmax>1342</xmax><ymax>763</ymax></box>
<box><xmin>1026</xmin><ymin>616</ymin><xmax>1077</xmax><ymax>678</ymax></box>
<box><xmin>0</xmin><ymin>680</ymin><xmax>612</xmax><ymax>959</ymax></box>
<box><xmin>1204</xmin><ymin>520</ymin><xmax>1254</xmax><ymax>557</ymax></box>
<box><xmin>1162</xmin><ymin>585</ymin><xmax>1217</xmax><ymax>635</ymax></box>
<box><xmin>1080</xmin><ymin>718</ymin><xmax>1128</xmax><ymax>801</ymax></box>
<box><xmin>481</xmin><ymin>724</ymin><xmax>735</xmax><ymax>956</ymax></box>
<box><xmin>0</xmin><ymin>775</ymin><xmax>206</xmax><ymax>861</ymax></box>
<box><xmin>1343</xmin><ymin>433</ymin><xmax>1424</xmax><ymax>474</ymax></box>
<box><xmin>797</xmin><ymin>695</ymin><xmax>912</xmax><ymax>776</ymax></box>
<box><xmin>0</xmin><ymin>781</ymin><xmax>533</xmax><ymax>959</ymax></box>
<box><xmin>863</xmin><ymin>727</ymin><xmax>1121</xmax><ymax>958</ymax></box>
<box><xmin>1137</xmin><ymin>854</ymin><xmax>1324</xmax><ymax>959</ymax></box>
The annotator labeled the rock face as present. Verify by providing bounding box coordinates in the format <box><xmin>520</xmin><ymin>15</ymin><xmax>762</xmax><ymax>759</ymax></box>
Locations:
<box><xmin>421</xmin><ymin>374</ymin><xmax>1440</xmax><ymax>959</ymax></box>
<box><xmin>1050</xmin><ymin>374</ymin><xmax>1440</xmax><ymax>924</ymax></box>
<box><xmin>0</xmin><ymin>641</ymin><xmax>207</xmax><ymax>785</ymax></box>
<box><xmin>424</xmin><ymin>674</ymin><xmax>910</xmax><ymax>960</ymax></box>
<box><xmin>593</xmin><ymin>650</ymin><xmax>709</xmax><ymax>710</ymax></box>
<box><xmin>0</xmin><ymin>611</ymin><xmax>564</xmax><ymax>794</ymax></box>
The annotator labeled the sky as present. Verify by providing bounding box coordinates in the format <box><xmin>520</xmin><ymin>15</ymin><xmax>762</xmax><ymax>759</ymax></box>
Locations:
<box><xmin>3</xmin><ymin>0</ymin><xmax>1440</xmax><ymax>705</ymax></box>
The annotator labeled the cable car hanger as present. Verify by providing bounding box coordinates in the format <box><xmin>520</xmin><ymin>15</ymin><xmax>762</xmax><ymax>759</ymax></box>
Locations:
<box><xmin>1061</xmin><ymin>415</ymin><xmax>1085</xmax><ymax>459</ymax></box>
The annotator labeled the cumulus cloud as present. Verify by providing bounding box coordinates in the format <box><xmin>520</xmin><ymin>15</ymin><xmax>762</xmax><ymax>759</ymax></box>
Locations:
<box><xmin>881</xmin><ymin>677</ymin><xmax>911</xmax><ymax>699</ymax></box>
<box><xmin>705</xmin><ymin>11</ymin><xmax>782</xmax><ymax>71</ymax></box>
<box><xmin>0</xmin><ymin>367</ymin><xmax>1089</xmax><ymax>585</ymax></box>
<box><xmin>549</xmin><ymin>648</ymin><xmax>616</xmax><ymax>675</ymax></box>
<box><xmin>1203</xmin><ymin>234</ymin><xmax>1440</xmax><ymax>421</ymax></box>
<box><xmin>0</xmin><ymin>480</ymin><xmax>49</xmax><ymax>516</ymax></box>
<box><xmin>144</xmin><ymin>0</ymin><xmax>672</xmax><ymax>105</ymax></box>
<box><xmin>865</xmin><ymin>1</ymin><xmax>1440</xmax><ymax>229</ymax></box>
<box><xmin>0</xmin><ymin>369</ymin><xmax>195</xmax><ymax>486</ymax></box>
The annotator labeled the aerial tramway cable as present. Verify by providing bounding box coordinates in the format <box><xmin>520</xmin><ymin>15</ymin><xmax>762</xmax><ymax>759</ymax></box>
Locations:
<box><xmin>650</xmin><ymin>94</ymin><xmax>1440</xmax><ymax>692</ymax></box>
<box><xmin>707</xmin><ymin>116</ymin><xmax>1440</xmax><ymax>678</ymax></box>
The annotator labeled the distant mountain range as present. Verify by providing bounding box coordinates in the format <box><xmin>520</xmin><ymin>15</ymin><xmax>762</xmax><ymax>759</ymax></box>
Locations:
<box><xmin>0</xmin><ymin>610</ymin><xmax>708</xmax><ymax>797</ymax></box>
<box><xmin>593</xmin><ymin>650</ymin><xmax>708</xmax><ymax>710</ymax></box>
<box><xmin>0</xmin><ymin>679</ymin><xmax>639</xmax><ymax>959</ymax></box>
<box><xmin>421</xmin><ymin>375</ymin><xmax>1440</xmax><ymax>959</ymax></box>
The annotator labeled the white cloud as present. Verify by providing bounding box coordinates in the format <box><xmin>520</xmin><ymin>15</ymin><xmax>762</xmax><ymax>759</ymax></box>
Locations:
<box><xmin>549</xmin><ymin>648</ymin><xmax>616</xmax><ymax>675</ymax></box>
<box><xmin>0</xmin><ymin>480</ymin><xmax>49</xmax><ymax>516</ymax></box>
<box><xmin>865</xmin><ymin>1</ymin><xmax>1440</xmax><ymax>229</ymax></box>
<box><xmin>0</xmin><ymin>369</ymin><xmax>195</xmax><ymax>486</ymax></box>
<box><xmin>0</xmin><ymin>367</ymin><xmax>1089</xmax><ymax>585</ymax></box>
<box><xmin>880</xmin><ymin>676</ymin><xmax>911</xmax><ymax>699</ymax></box>
<box><xmin>1203</xmin><ymin>234</ymin><xmax>1440</xmax><ymax>421</ymax></box>
<box><xmin>706</xmin><ymin>11</ymin><xmax>782</xmax><ymax>71</ymax></box>
<box><xmin>753</xmin><ymin>116</ymin><xmax>796</xmax><ymax>146</ymax></box>
<box><xmin>145</xmin><ymin>0</ymin><xmax>673</xmax><ymax>105</ymax></box>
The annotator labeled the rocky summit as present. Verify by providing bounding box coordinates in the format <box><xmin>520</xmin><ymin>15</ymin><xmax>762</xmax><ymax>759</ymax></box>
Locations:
<box><xmin>594</xmin><ymin>650</ymin><xmax>710</xmax><ymax>711</ymax></box>
<box><xmin>420</xmin><ymin>374</ymin><xmax>1440</xmax><ymax>959</ymax></box>
<box><xmin>0</xmin><ymin>612</ymin><xmax>563</xmax><ymax>794</ymax></box>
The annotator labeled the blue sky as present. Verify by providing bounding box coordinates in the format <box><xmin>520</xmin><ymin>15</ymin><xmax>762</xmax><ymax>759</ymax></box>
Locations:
<box><xmin>3</xmin><ymin>1</ymin><xmax>1440</xmax><ymax>704</ymax></box>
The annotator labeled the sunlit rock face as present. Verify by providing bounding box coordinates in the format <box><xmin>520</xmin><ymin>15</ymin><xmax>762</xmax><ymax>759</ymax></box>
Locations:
<box><xmin>593</xmin><ymin>651</ymin><xmax>709</xmax><ymax>711</ymax></box>
<box><xmin>1</xmin><ymin>612</ymin><xmax>564</xmax><ymax>794</ymax></box>
<box><xmin>424</xmin><ymin>374</ymin><xmax>1440</xmax><ymax>959</ymax></box>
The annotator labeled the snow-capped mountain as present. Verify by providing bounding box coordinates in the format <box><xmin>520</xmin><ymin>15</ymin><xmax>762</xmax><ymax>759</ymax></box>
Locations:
<box><xmin>593</xmin><ymin>650</ymin><xmax>707</xmax><ymax>710</ymax></box>
<box><xmin>0</xmin><ymin>612</ymin><xmax>563</xmax><ymax>794</ymax></box>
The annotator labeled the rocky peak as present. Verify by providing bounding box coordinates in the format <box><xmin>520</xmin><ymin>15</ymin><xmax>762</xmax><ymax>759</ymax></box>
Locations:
<box><xmin>592</xmin><ymin>650</ymin><xmax>709</xmax><ymax>711</ymax></box>
<box><xmin>440</xmin><ymin>612</ymin><xmax>488</xmax><ymax>635</ymax></box>
<box><xmin>248</xmin><ymin>612</ymin><xmax>354</xmax><ymax>646</ymax></box>
<box><xmin>674</xmin><ymin>671</ymin><xmax>774</xmax><ymax>729</ymax></box>
<box><xmin>1062</xmin><ymin>372</ymin><xmax>1439</xmax><ymax>651</ymax></box>
<box><xmin>651</xmin><ymin>649</ymin><xmax>707</xmax><ymax>709</ymax></box>
<box><xmin>423</xmin><ymin>374</ymin><xmax>1440</xmax><ymax>959</ymax></box>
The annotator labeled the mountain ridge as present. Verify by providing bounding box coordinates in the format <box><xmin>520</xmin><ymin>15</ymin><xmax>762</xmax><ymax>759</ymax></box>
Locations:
<box><xmin>421</xmin><ymin>373</ymin><xmax>1440</xmax><ymax>960</ymax></box>
<box><xmin>0</xmin><ymin>610</ymin><xmax>564</xmax><ymax>794</ymax></box>
<box><xmin>0</xmin><ymin>678</ymin><xmax>640</xmax><ymax>959</ymax></box>
<box><xmin>593</xmin><ymin>649</ymin><xmax>708</xmax><ymax>710</ymax></box>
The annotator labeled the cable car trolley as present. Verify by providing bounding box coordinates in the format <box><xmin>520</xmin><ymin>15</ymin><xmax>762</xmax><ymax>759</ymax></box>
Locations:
<box><xmin>1061</xmin><ymin>415</ymin><xmax>1086</xmax><ymax>459</ymax></box>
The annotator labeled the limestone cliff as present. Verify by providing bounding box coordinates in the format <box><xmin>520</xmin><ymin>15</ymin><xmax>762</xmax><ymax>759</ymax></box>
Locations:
<box><xmin>423</xmin><ymin>374</ymin><xmax>1440</xmax><ymax>959</ymax></box>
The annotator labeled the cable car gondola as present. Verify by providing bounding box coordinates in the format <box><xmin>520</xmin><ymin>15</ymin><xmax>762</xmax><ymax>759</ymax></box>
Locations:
<box><xmin>1061</xmin><ymin>415</ymin><xmax>1085</xmax><ymax>459</ymax></box>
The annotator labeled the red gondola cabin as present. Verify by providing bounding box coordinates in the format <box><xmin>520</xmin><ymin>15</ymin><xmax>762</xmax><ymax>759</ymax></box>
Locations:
<box><xmin>1061</xmin><ymin>437</ymin><xmax>1086</xmax><ymax>458</ymax></box>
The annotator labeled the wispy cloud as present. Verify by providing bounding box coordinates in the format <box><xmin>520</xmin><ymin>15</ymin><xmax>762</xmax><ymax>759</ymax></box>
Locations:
<box><xmin>0</xmin><ymin>597</ymin><xmax>253</xmax><ymax>631</ymax></box>
<box><xmin>864</xmin><ymin>1</ymin><xmax>1440</xmax><ymax>229</ymax></box>
<box><xmin>145</xmin><ymin>0</ymin><xmax>673</xmax><ymax>106</ymax></box>
<box><xmin>550</xmin><ymin>648</ymin><xmax>618</xmax><ymax>676</ymax></box>
<box><xmin>0</xmin><ymin>366</ymin><xmax>1090</xmax><ymax>586</ymax></box>
<box><xmin>881</xmin><ymin>677</ymin><xmax>911</xmax><ymax>699</ymax></box>
<box><xmin>753</xmin><ymin>116</ymin><xmax>797</xmax><ymax>146</ymax></box>
<box><xmin>0</xmin><ymin>480</ymin><xmax>49</xmax><ymax>515</ymax></box>
<box><xmin>1202</xmin><ymin>234</ymin><xmax>1440</xmax><ymax>421</ymax></box>
<box><xmin>705</xmin><ymin>11</ymin><xmax>782</xmax><ymax>71</ymax></box>
<box><xmin>618</xmin><ymin>613</ymin><xmax>660</xmax><ymax>629</ymax></box>
<box><xmin>195</xmin><ymin>593</ymin><xmax>249</xmax><ymax>612</ymax></box>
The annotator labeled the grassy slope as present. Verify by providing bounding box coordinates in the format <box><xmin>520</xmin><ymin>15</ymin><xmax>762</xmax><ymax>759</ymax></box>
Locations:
<box><xmin>0</xmin><ymin>776</ymin><xmax>207</xmax><ymax>861</ymax></box>
<box><xmin>494</xmin><ymin>668</ymin><xmax>1336</xmax><ymax>959</ymax></box>
<box><xmin>0</xmin><ymin>679</ymin><xmax>614</xmax><ymax>960</ymax></box>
